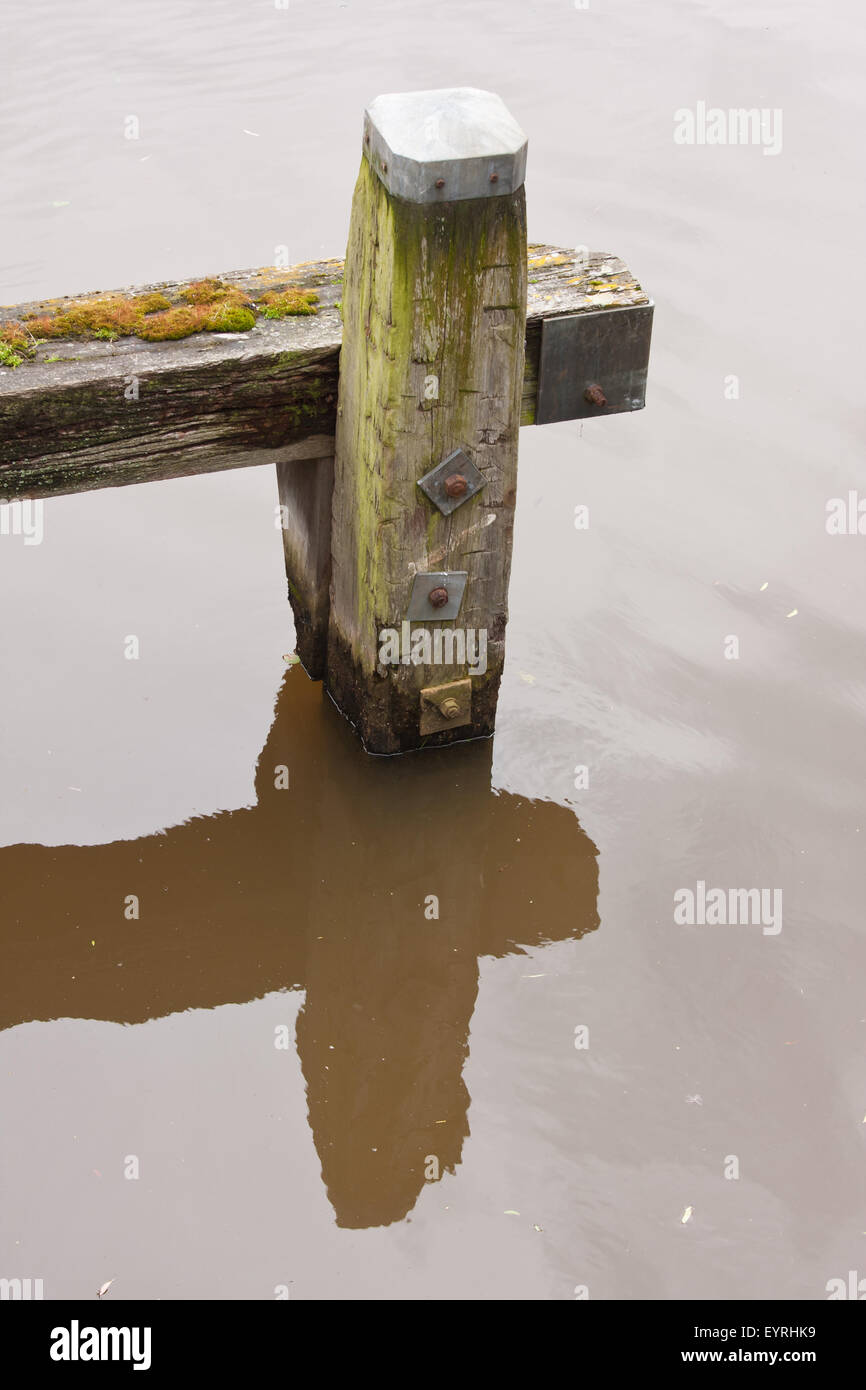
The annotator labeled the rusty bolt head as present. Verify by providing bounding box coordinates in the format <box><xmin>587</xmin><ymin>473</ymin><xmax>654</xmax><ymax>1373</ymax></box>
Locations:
<box><xmin>435</xmin><ymin>178</ymin><xmax>445</xmax><ymax>189</ymax></box>
<box><xmin>428</xmin><ymin>586</ymin><xmax>449</xmax><ymax>609</ymax></box>
<box><xmin>364</xmin><ymin>133</ymin><xmax>370</xmax><ymax>145</ymax></box>
<box><xmin>440</xmin><ymin>698</ymin><xmax>461</xmax><ymax>720</ymax></box>
<box><xmin>584</xmin><ymin>384</ymin><xmax>607</xmax><ymax>407</ymax></box>
<box><xmin>444</xmin><ymin>473</ymin><xmax>468</xmax><ymax>498</ymax></box>
<box><xmin>489</xmin><ymin>172</ymin><xmax>499</xmax><ymax>183</ymax></box>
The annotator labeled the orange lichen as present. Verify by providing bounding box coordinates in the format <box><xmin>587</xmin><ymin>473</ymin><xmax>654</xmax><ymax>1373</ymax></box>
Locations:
<box><xmin>0</xmin><ymin>320</ymin><xmax>31</xmax><ymax>351</ymax></box>
<box><xmin>134</xmin><ymin>292</ymin><xmax>172</xmax><ymax>314</ymax></box>
<box><xmin>259</xmin><ymin>287</ymin><xmax>319</xmax><ymax>319</ymax></box>
<box><xmin>179</xmin><ymin>278</ymin><xmax>247</xmax><ymax>307</ymax></box>
<box><xmin>6</xmin><ymin>292</ymin><xmax>174</xmax><ymax>347</ymax></box>
<box><xmin>0</xmin><ymin>274</ymin><xmax>318</xmax><ymax>364</ymax></box>
<box><xmin>136</xmin><ymin>306</ymin><xmax>209</xmax><ymax>341</ymax></box>
<box><xmin>137</xmin><ymin>300</ymin><xmax>256</xmax><ymax>339</ymax></box>
<box><xmin>201</xmin><ymin>302</ymin><xmax>256</xmax><ymax>332</ymax></box>
<box><xmin>34</xmin><ymin>296</ymin><xmax>144</xmax><ymax>338</ymax></box>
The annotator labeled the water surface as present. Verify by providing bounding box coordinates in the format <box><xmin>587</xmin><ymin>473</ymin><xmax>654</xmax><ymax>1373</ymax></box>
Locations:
<box><xmin>1</xmin><ymin>0</ymin><xmax>864</xmax><ymax>1299</ymax></box>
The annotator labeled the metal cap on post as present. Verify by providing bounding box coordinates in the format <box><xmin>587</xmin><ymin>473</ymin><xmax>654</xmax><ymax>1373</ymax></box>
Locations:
<box><xmin>362</xmin><ymin>87</ymin><xmax>528</xmax><ymax>203</ymax></box>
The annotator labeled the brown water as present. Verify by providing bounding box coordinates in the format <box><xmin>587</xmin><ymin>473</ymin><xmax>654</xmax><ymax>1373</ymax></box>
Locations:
<box><xmin>1</xmin><ymin>0</ymin><xmax>864</xmax><ymax>1300</ymax></box>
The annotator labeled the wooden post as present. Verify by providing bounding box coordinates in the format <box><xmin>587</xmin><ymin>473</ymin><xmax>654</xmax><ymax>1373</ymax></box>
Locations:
<box><xmin>326</xmin><ymin>88</ymin><xmax>528</xmax><ymax>754</ymax></box>
<box><xmin>277</xmin><ymin>454</ymin><xmax>334</xmax><ymax>678</ymax></box>
<box><xmin>0</xmin><ymin>92</ymin><xmax>654</xmax><ymax>763</ymax></box>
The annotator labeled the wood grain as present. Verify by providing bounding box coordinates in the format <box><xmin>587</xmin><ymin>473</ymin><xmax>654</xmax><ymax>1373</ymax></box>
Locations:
<box><xmin>0</xmin><ymin>249</ymin><xmax>648</xmax><ymax>499</ymax></box>
<box><xmin>325</xmin><ymin>160</ymin><xmax>528</xmax><ymax>752</ymax></box>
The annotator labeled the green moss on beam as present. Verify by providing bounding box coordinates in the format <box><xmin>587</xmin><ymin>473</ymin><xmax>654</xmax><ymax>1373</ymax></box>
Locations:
<box><xmin>0</xmin><ymin>278</ymin><xmax>320</xmax><ymax>365</ymax></box>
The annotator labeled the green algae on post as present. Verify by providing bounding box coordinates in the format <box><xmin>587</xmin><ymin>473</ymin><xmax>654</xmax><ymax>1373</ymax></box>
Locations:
<box><xmin>326</xmin><ymin>153</ymin><xmax>527</xmax><ymax>753</ymax></box>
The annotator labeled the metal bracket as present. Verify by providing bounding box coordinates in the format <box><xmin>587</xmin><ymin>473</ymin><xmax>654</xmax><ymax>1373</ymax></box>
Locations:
<box><xmin>536</xmin><ymin>303</ymin><xmax>654</xmax><ymax>425</ymax></box>
<box><xmin>406</xmin><ymin>571</ymin><xmax>468</xmax><ymax>621</ymax></box>
<box><xmin>417</xmin><ymin>448</ymin><xmax>485</xmax><ymax>516</ymax></box>
<box><xmin>420</xmin><ymin>678</ymin><xmax>472</xmax><ymax>734</ymax></box>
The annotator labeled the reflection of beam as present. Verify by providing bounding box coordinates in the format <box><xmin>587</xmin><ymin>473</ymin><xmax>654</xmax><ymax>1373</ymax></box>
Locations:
<box><xmin>0</xmin><ymin>672</ymin><xmax>599</xmax><ymax>1228</ymax></box>
<box><xmin>0</xmin><ymin>248</ymin><xmax>650</xmax><ymax>498</ymax></box>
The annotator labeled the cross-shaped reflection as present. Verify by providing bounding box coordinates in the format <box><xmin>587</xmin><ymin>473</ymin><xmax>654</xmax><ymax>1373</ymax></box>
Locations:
<box><xmin>1</xmin><ymin>672</ymin><xmax>599</xmax><ymax>1227</ymax></box>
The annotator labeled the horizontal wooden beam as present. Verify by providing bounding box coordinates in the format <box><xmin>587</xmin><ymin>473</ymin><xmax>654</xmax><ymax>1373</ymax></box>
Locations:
<box><xmin>0</xmin><ymin>247</ymin><xmax>649</xmax><ymax>500</ymax></box>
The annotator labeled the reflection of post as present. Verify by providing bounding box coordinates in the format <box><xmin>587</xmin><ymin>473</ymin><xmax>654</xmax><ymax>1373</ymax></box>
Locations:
<box><xmin>295</xmin><ymin>855</ymin><xmax>479</xmax><ymax>1229</ymax></box>
<box><xmin>0</xmin><ymin>673</ymin><xmax>599</xmax><ymax>1229</ymax></box>
<box><xmin>327</xmin><ymin>89</ymin><xmax>529</xmax><ymax>753</ymax></box>
<box><xmin>276</xmin><ymin>454</ymin><xmax>335</xmax><ymax>678</ymax></box>
<box><xmin>291</xmin><ymin>727</ymin><xmax>599</xmax><ymax>1227</ymax></box>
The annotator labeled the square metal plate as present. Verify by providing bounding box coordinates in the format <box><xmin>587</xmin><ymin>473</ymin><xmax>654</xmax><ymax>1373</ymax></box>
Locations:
<box><xmin>536</xmin><ymin>303</ymin><xmax>654</xmax><ymax>425</ymax></box>
<box><xmin>406</xmin><ymin>571</ymin><xmax>468</xmax><ymax>621</ymax></box>
<box><xmin>420</xmin><ymin>678</ymin><xmax>472</xmax><ymax>735</ymax></box>
<box><xmin>417</xmin><ymin>448</ymin><xmax>485</xmax><ymax>515</ymax></box>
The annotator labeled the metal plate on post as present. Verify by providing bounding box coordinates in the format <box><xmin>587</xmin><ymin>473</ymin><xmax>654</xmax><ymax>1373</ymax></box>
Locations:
<box><xmin>417</xmin><ymin>448</ymin><xmax>485</xmax><ymax>515</ymax></box>
<box><xmin>536</xmin><ymin>303</ymin><xmax>654</xmax><ymax>425</ymax></box>
<box><xmin>420</xmin><ymin>678</ymin><xmax>472</xmax><ymax>735</ymax></box>
<box><xmin>406</xmin><ymin>571</ymin><xmax>468</xmax><ymax>621</ymax></box>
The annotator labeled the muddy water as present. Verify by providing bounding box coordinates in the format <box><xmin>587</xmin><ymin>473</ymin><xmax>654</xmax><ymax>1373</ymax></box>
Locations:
<box><xmin>1</xmin><ymin>0</ymin><xmax>865</xmax><ymax>1299</ymax></box>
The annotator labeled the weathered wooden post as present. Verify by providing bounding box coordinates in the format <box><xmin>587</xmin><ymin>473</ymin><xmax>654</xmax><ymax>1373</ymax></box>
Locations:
<box><xmin>0</xmin><ymin>89</ymin><xmax>653</xmax><ymax>756</ymax></box>
<box><xmin>326</xmin><ymin>88</ymin><xmax>529</xmax><ymax>754</ymax></box>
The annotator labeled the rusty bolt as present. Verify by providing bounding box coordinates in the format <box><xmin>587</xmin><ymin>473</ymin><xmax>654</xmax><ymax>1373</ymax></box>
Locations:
<box><xmin>428</xmin><ymin>586</ymin><xmax>449</xmax><ymax>609</ymax></box>
<box><xmin>435</xmin><ymin>178</ymin><xmax>445</xmax><ymax>189</ymax></box>
<box><xmin>440</xmin><ymin>698</ymin><xmax>461</xmax><ymax>720</ymax></box>
<box><xmin>444</xmin><ymin>473</ymin><xmax>468</xmax><ymax>499</ymax></box>
<box><xmin>584</xmin><ymin>384</ymin><xmax>607</xmax><ymax>407</ymax></box>
<box><xmin>489</xmin><ymin>172</ymin><xmax>499</xmax><ymax>183</ymax></box>
<box><xmin>364</xmin><ymin>133</ymin><xmax>370</xmax><ymax>145</ymax></box>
